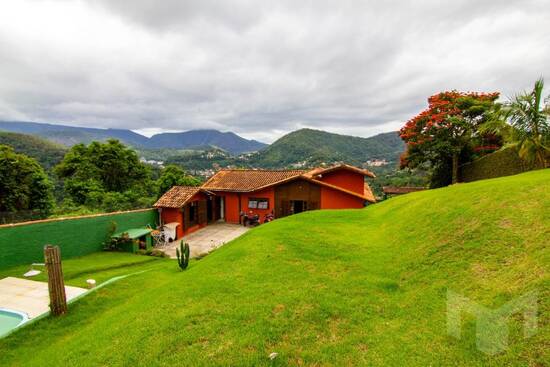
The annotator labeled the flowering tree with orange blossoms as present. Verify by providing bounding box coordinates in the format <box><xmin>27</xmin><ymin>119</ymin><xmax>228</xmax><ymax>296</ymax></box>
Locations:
<box><xmin>400</xmin><ymin>91</ymin><xmax>500</xmax><ymax>184</ymax></box>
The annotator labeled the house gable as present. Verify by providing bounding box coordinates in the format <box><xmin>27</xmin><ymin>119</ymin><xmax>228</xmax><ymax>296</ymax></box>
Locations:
<box><xmin>316</xmin><ymin>169</ymin><xmax>366</xmax><ymax>196</ymax></box>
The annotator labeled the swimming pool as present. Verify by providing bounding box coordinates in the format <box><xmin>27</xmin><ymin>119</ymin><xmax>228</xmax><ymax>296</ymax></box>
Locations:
<box><xmin>0</xmin><ymin>308</ymin><xmax>28</xmax><ymax>337</ymax></box>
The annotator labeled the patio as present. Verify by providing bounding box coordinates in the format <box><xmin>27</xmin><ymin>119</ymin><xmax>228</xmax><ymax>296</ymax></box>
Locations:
<box><xmin>0</xmin><ymin>277</ymin><xmax>86</xmax><ymax>319</ymax></box>
<box><xmin>162</xmin><ymin>222</ymin><xmax>249</xmax><ymax>258</ymax></box>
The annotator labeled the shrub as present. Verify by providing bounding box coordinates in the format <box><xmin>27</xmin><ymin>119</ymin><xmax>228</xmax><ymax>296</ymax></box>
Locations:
<box><xmin>136</xmin><ymin>248</ymin><xmax>168</xmax><ymax>258</ymax></box>
<box><xmin>460</xmin><ymin>147</ymin><xmax>544</xmax><ymax>182</ymax></box>
<box><xmin>150</xmin><ymin>249</ymin><xmax>168</xmax><ymax>258</ymax></box>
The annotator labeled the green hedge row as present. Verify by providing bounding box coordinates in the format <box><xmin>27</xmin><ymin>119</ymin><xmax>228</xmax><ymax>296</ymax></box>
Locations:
<box><xmin>0</xmin><ymin>209</ymin><xmax>158</xmax><ymax>270</ymax></box>
<box><xmin>460</xmin><ymin>148</ymin><xmax>544</xmax><ymax>183</ymax></box>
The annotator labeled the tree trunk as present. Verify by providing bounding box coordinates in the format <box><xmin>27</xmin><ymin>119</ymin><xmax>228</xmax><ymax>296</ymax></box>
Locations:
<box><xmin>44</xmin><ymin>245</ymin><xmax>67</xmax><ymax>316</ymax></box>
<box><xmin>452</xmin><ymin>153</ymin><xmax>459</xmax><ymax>184</ymax></box>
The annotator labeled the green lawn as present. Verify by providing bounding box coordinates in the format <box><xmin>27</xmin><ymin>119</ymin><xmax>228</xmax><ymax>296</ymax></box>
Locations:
<box><xmin>0</xmin><ymin>170</ymin><xmax>548</xmax><ymax>366</ymax></box>
<box><xmin>0</xmin><ymin>252</ymin><xmax>166</xmax><ymax>288</ymax></box>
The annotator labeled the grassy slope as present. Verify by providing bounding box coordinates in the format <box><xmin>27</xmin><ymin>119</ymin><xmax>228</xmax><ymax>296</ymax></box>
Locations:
<box><xmin>0</xmin><ymin>170</ymin><xmax>548</xmax><ymax>366</ymax></box>
<box><xmin>0</xmin><ymin>252</ymin><xmax>165</xmax><ymax>288</ymax></box>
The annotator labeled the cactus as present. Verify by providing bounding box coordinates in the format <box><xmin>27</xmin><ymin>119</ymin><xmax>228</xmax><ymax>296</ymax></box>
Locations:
<box><xmin>176</xmin><ymin>241</ymin><xmax>190</xmax><ymax>270</ymax></box>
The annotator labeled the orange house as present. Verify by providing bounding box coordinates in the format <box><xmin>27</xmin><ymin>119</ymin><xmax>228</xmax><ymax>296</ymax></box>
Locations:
<box><xmin>154</xmin><ymin>164</ymin><xmax>376</xmax><ymax>240</ymax></box>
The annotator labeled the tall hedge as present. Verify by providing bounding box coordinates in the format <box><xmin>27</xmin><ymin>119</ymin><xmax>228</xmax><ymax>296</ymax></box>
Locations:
<box><xmin>460</xmin><ymin>148</ymin><xmax>544</xmax><ymax>183</ymax></box>
<box><xmin>0</xmin><ymin>209</ymin><xmax>157</xmax><ymax>270</ymax></box>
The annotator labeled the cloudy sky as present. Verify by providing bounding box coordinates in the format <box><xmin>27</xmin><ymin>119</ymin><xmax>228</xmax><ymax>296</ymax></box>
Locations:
<box><xmin>0</xmin><ymin>0</ymin><xmax>548</xmax><ymax>142</ymax></box>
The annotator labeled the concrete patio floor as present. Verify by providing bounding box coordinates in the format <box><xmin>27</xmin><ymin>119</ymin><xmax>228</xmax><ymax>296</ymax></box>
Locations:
<box><xmin>0</xmin><ymin>277</ymin><xmax>87</xmax><ymax>319</ymax></box>
<box><xmin>163</xmin><ymin>222</ymin><xmax>250</xmax><ymax>258</ymax></box>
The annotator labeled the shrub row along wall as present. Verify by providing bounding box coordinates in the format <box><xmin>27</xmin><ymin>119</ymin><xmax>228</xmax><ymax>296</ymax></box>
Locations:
<box><xmin>460</xmin><ymin>147</ymin><xmax>544</xmax><ymax>183</ymax></box>
<box><xmin>0</xmin><ymin>209</ymin><xmax>158</xmax><ymax>270</ymax></box>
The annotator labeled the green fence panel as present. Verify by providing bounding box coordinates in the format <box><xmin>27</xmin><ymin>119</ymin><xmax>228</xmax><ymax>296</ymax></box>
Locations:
<box><xmin>0</xmin><ymin>209</ymin><xmax>158</xmax><ymax>270</ymax></box>
<box><xmin>460</xmin><ymin>148</ymin><xmax>544</xmax><ymax>183</ymax></box>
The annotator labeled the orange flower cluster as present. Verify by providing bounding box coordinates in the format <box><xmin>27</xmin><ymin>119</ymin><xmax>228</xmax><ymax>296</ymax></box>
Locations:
<box><xmin>400</xmin><ymin>91</ymin><xmax>499</xmax><ymax>146</ymax></box>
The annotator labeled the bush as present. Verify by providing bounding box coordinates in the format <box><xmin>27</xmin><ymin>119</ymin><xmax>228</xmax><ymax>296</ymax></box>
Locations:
<box><xmin>136</xmin><ymin>248</ymin><xmax>168</xmax><ymax>258</ymax></box>
<box><xmin>0</xmin><ymin>145</ymin><xmax>54</xmax><ymax>216</ymax></box>
<box><xmin>150</xmin><ymin>249</ymin><xmax>168</xmax><ymax>258</ymax></box>
<box><xmin>460</xmin><ymin>147</ymin><xmax>544</xmax><ymax>183</ymax></box>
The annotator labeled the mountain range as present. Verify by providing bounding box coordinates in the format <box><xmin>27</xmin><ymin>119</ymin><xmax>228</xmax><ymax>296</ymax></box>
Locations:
<box><xmin>0</xmin><ymin>121</ymin><xmax>405</xmax><ymax>171</ymax></box>
<box><xmin>0</xmin><ymin>121</ymin><xmax>266</xmax><ymax>155</ymax></box>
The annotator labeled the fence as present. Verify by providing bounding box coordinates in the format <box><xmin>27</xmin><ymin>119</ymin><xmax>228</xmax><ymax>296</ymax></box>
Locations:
<box><xmin>0</xmin><ymin>209</ymin><xmax>158</xmax><ymax>270</ymax></box>
<box><xmin>460</xmin><ymin>148</ymin><xmax>544</xmax><ymax>183</ymax></box>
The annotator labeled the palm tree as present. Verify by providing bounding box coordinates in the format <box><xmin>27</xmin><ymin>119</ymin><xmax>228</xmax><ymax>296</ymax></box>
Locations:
<box><xmin>505</xmin><ymin>78</ymin><xmax>550</xmax><ymax>166</ymax></box>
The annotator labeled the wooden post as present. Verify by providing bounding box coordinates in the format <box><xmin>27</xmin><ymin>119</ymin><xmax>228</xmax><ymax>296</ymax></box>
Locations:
<box><xmin>44</xmin><ymin>245</ymin><xmax>67</xmax><ymax>316</ymax></box>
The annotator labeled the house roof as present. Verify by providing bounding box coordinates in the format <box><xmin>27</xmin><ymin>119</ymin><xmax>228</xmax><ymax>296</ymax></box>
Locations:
<box><xmin>364</xmin><ymin>182</ymin><xmax>376</xmax><ymax>203</ymax></box>
<box><xmin>305</xmin><ymin>164</ymin><xmax>376</xmax><ymax>178</ymax></box>
<box><xmin>201</xmin><ymin>164</ymin><xmax>376</xmax><ymax>203</ymax></box>
<box><xmin>155</xmin><ymin>164</ymin><xmax>378</xmax><ymax>208</ymax></box>
<box><xmin>153</xmin><ymin>186</ymin><xmax>203</xmax><ymax>208</ymax></box>
<box><xmin>201</xmin><ymin>169</ymin><xmax>306</xmax><ymax>192</ymax></box>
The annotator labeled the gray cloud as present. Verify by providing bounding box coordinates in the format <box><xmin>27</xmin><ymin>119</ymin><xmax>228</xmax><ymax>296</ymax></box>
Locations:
<box><xmin>0</xmin><ymin>0</ymin><xmax>549</xmax><ymax>142</ymax></box>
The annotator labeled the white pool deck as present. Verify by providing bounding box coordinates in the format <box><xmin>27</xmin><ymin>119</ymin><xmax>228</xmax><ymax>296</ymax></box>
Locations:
<box><xmin>0</xmin><ymin>277</ymin><xmax>87</xmax><ymax>319</ymax></box>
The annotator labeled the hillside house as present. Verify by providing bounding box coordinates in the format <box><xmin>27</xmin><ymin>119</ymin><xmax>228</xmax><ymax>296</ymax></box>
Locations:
<box><xmin>154</xmin><ymin>164</ymin><xmax>376</xmax><ymax>239</ymax></box>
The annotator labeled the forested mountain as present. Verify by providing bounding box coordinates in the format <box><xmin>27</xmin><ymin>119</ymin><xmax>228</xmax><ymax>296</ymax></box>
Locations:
<box><xmin>0</xmin><ymin>121</ymin><xmax>266</xmax><ymax>154</ymax></box>
<box><xmin>0</xmin><ymin>121</ymin><xmax>148</xmax><ymax>147</ymax></box>
<box><xmin>144</xmin><ymin>129</ymin><xmax>266</xmax><ymax>154</ymax></box>
<box><xmin>0</xmin><ymin>131</ymin><xmax>67</xmax><ymax>170</ymax></box>
<box><xmin>249</xmin><ymin>129</ymin><xmax>405</xmax><ymax>168</ymax></box>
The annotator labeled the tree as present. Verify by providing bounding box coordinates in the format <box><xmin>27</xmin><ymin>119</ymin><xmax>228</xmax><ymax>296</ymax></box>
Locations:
<box><xmin>157</xmin><ymin>165</ymin><xmax>201</xmax><ymax>198</ymax></box>
<box><xmin>505</xmin><ymin>78</ymin><xmax>549</xmax><ymax>166</ymax></box>
<box><xmin>400</xmin><ymin>91</ymin><xmax>500</xmax><ymax>185</ymax></box>
<box><xmin>55</xmin><ymin>140</ymin><xmax>152</xmax><ymax>206</ymax></box>
<box><xmin>0</xmin><ymin>145</ymin><xmax>54</xmax><ymax>216</ymax></box>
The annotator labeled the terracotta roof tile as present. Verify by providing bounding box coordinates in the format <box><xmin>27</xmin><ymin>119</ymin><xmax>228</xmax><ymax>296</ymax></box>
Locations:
<box><xmin>305</xmin><ymin>164</ymin><xmax>376</xmax><ymax>178</ymax></box>
<box><xmin>364</xmin><ymin>182</ymin><xmax>376</xmax><ymax>203</ymax></box>
<box><xmin>153</xmin><ymin>186</ymin><xmax>201</xmax><ymax>208</ymax></box>
<box><xmin>156</xmin><ymin>165</ymin><xmax>378</xmax><ymax>208</ymax></box>
<box><xmin>202</xmin><ymin>169</ymin><xmax>306</xmax><ymax>192</ymax></box>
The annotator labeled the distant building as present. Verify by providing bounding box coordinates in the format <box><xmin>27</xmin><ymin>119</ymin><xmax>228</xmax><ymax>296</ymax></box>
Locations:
<box><xmin>139</xmin><ymin>158</ymin><xmax>164</xmax><ymax>168</ymax></box>
<box><xmin>365</xmin><ymin>159</ymin><xmax>388</xmax><ymax>167</ymax></box>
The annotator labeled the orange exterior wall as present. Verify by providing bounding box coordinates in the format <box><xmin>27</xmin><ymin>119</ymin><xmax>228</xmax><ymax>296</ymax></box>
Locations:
<box><xmin>318</xmin><ymin>170</ymin><xmax>365</xmax><ymax>195</ymax></box>
<box><xmin>320</xmin><ymin>186</ymin><xmax>365</xmax><ymax>209</ymax></box>
<box><xmin>220</xmin><ymin>192</ymin><xmax>241</xmax><ymax>224</ymax></box>
<box><xmin>239</xmin><ymin>188</ymin><xmax>275</xmax><ymax>220</ymax></box>
<box><xmin>183</xmin><ymin>191</ymin><xmax>208</xmax><ymax>236</ymax></box>
<box><xmin>215</xmin><ymin>188</ymin><xmax>275</xmax><ymax>224</ymax></box>
<box><xmin>160</xmin><ymin>207</ymin><xmax>184</xmax><ymax>239</ymax></box>
<box><xmin>158</xmin><ymin>192</ymin><xmax>208</xmax><ymax>239</ymax></box>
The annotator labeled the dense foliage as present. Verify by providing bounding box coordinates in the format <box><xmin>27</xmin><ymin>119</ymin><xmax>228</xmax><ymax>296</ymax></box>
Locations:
<box><xmin>367</xmin><ymin>164</ymin><xmax>429</xmax><ymax>198</ymax></box>
<box><xmin>165</xmin><ymin>148</ymin><xmax>242</xmax><ymax>173</ymax></box>
<box><xmin>157</xmin><ymin>165</ymin><xmax>201</xmax><ymax>198</ymax></box>
<box><xmin>503</xmin><ymin>78</ymin><xmax>549</xmax><ymax>166</ymax></box>
<box><xmin>400</xmin><ymin>91</ymin><xmax>500</xmax><ymax>186</ymax></box>
<box><xmin>55</xmin><ymin>140</ymin><xmax>156</xmax><ymax>212</ymax></box>
<box><xmin>0</xmin><ymin>145</ymin><xmax>54</xmax><ymax>219</ymax></box>
<box><xmin>460</xmin><ymin>146</ymin><xmax>544</xmax><ymax>183</ymax></box>
<box><xmin>0</xmin><ymin>132</ymin><xmax>67</xmax><ymax>170</ymax></box>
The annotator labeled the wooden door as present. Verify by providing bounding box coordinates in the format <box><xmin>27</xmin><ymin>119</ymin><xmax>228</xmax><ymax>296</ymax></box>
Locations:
<box><xmin>198</xmin><ymin>200</ymin><xmax>207</xmax><ymax>224</ymax></box>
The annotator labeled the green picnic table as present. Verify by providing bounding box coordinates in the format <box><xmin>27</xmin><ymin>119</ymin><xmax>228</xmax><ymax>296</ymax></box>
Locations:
<box><xmin>111</xmin><ymin>228</ymin><xmax>153</xmax><ymax>253</ymax></box>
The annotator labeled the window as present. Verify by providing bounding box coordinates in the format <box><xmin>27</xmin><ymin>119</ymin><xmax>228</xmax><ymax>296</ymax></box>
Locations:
<box><xmin>248</xmin><ymin>198</ymin><xmax>269</xmax><ymax>209</ymax></box>
<box><xmin>189</xmin><ymin>201</ymin><xmax>197</xmax><ymax>222</ymax></box>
